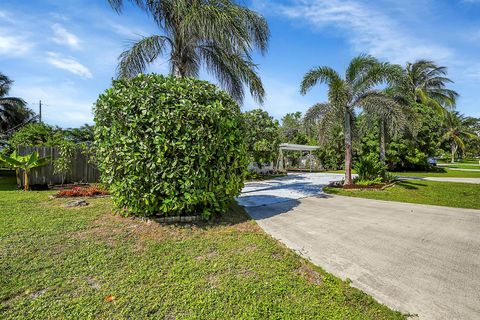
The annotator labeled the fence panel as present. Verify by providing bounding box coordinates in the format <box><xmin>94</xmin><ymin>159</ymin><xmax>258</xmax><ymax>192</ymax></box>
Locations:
<box><xmin>16</xmin><ymin>146</ymin><xmax>100</xmax><ymax>186</ymax></box>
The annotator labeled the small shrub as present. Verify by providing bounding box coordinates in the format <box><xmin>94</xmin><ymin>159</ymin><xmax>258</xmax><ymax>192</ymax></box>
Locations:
<box><xmin>353</xmin><ymin>177</ymin><xmax>383</xmax><ymax>186</ymax></box>
<box><xmin>94</xmin><ymin>74</ymin><xmax>247</xmax><ymax>218</ymax></box>
<box><xmin>382</xmin><ymin>172</ymin><xmax>397</xmax><ymax>183</ymax></box>
<box><xmin>354</xmin><ymin>154</ymin><xmax>385</xmax><ymax>181</ymax></box>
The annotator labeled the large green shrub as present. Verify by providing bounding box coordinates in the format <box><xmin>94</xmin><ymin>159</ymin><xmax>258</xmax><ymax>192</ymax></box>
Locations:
<box><xmin>94</xmin><ymin>74</ymin><xmax>247</xmax><ymax>218</ymax></box>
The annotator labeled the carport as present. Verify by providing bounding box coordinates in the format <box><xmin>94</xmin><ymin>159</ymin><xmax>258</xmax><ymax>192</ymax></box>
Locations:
<box><xmin>276</xmin><ymin>143</ymin><xmax>319</xmax><ymax>173</ymax></box>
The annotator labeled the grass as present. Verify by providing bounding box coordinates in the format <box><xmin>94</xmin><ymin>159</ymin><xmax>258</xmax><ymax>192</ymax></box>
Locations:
<box><xmin>393</xmin><ymin>169</ymin><xmax>480</xmax><ymax>178</ymax></box>
<box><xmin>437</xmin><ymin>163</ymin><xmax>480</xmax><ymax>170</ymax></box>
<box><xmin>0</xmin><ymin>177</ymin><xmax>404</xmax><ymax>319</ymax></box>
<box><xmin>438</xmin><ymin>159</ymin><xmax>479</xmax><ymax>164</ymax></box>
<box><xmin>325</xmin><ymin>168</ymin><xmax>480</xmax><ymax>178</ymax></box>
<box><xmin>324</xmin><ymin>180</ymin><xmax>480</xmax><ymax>209</ymax></box>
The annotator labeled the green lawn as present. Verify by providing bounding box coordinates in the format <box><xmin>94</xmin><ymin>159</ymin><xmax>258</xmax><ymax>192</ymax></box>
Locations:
<box><xmin>393</xmin><ymin>169</ymin><xmax>480</xmax><ymax>178</ymax></box>
<box><xmin>325</xmin><ymin>168</ymin><xmax>480</xmax><ymax>178</ymax></box>
<box><xmin>324</xmin><ymin>180</ymin><xmax>480</xmax><ymax>209</ymax></box>
<box><xmin>0</xmin><ymin>178</ymin><xmax>404</xmax><ymax>319</ymax></box>
<box><xmin>437</xmin><ymin>163</ymin><xmax>480</xmax><ymax>170</ymax></box>
<box><xmin>438</xmin><ymin>159</ymin><xmax>479</xmax><ymax>165</ymax></box>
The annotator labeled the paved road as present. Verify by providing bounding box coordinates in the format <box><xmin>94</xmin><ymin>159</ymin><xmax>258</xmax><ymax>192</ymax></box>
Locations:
<box><xmin>239</xmin><ymin>174</ymin><xmax>480</xmax><ymax>320</ymax></box>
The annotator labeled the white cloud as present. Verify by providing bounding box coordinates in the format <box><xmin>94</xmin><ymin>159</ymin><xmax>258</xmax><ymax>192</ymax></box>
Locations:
<box><xmin>108</xmin><ymin>21</ymin><xmax>147</xmax><ymax>38</ymax></box>
<box><xmin>0</xmin><ymin>28</ymin><xmax>31</xmax><ymax>56</ymax></box>
<box><xmin>268</xmin><ymin>0</ymin><xmax>453</xmax><ymax>64</ymax></box>
<box><xmin>46</xmin><ymin>52</ymin><xmax>93</xmax><ymax>78</ymax></box>
<box><xmin>51</xmin><ymin>23</ymin><xmax>80</xmax><ymax>49</ymax></box>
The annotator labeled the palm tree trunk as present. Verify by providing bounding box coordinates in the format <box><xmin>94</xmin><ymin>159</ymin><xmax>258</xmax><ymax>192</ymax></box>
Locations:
<box><xmin>344</xmin><ymin>112</ymin><xmax>353</xmax><ymax>186</ymax></box>
<box><xmin>451</xmin><ymin>142</ymin><xmax>456</xmax><ymax>164</ymax></box>
<box><xmin>379</xmin><ymin>117</ymin><xmax>386</xmax><ymax>165</ymax></box>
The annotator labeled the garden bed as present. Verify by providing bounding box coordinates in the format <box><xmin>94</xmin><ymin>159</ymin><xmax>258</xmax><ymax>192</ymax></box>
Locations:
<box><xmin>53</xmin><ymin>185</ymin><xmax>109</xmax><ymax>198</ymax></box>
<box><xmin>329</xmin><ymin>181</ymin><xmax>396</xmax><ymax>190</ymax></box>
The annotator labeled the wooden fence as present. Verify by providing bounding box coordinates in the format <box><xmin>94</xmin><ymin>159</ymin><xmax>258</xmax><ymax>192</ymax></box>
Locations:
<box><xmin>16</xmin><ymin>146</ymin><xmax>100</xmax><ymax>186</ymax></box>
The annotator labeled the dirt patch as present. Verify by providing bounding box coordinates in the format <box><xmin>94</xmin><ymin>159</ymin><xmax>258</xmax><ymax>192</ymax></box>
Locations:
<box><xmin>195</xmin><ymin>250</ymin><xmax>219</xmax><ymax>261</ymax></box>
<box><xmin>237</xmin><ymin>268</ymin><xmax>258</xmax><ymax>278</ymax></box>
<box><xmin>235</xmin><ymin>244</ymin><xmax>257</xmax><ymax>254</ymax></box>
<box><xmin>297</xmin><ymin>261</ymin><xmax>323</xmax><ymax>286</ymax></box>
<box><xmin>206</xmin><ymin>273</ymin><xmax>220</xmax><ymax>288</ymax></box>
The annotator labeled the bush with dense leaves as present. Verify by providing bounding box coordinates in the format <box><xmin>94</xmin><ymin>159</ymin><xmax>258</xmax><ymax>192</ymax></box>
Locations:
<box><xmin>242</xmin><ymin>109</ymin><xmax>280</xmax><ymax>166</ymax></box>
<box><xmin>94</xmin><ymin>74</ymin><xmax>247</xmax><ymax>218</ymax></box>
<box><xmin>353</xmin><ymin>154</ymin><xmax>385</xmax><ymax>181</ymax></box>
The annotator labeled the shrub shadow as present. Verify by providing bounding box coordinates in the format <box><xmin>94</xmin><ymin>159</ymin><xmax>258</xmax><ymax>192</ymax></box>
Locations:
<box><xmin>395</xmin><ymin>180</ymin><xmax>427</xmax><ymax>190</ymax></box>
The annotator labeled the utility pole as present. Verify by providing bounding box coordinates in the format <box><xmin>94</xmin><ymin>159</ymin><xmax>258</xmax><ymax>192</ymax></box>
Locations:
<box><xmin>39</xmin><ymin>100</ymin><xmax>42</xmax><ymax>123</ymax></box>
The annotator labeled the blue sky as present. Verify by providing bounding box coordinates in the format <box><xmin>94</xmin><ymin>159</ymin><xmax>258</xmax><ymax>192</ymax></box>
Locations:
<box><xmin>1</xmin><ymin>0</ymin><xmax>479</xmax><ymax>128</ymax></box>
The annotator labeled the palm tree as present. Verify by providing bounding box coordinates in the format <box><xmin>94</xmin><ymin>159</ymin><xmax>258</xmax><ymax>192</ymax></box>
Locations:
<box><xmin>109</xmin><ymin>0</ymin><xmax>269</xmax><ymax>104</ymax></box>
<box><xmin>360</xmin><ymin>90</ymin><xmax>410</xmax><ymax>165</ymax></box>
<box><xmin>0</xmin><ymin>73</ymin><xmax>33</xmax><ymax>134</ymax></box>
<box><xmin>301</xmin><ymin>55</ymin><xmax>397</xmax><ymax>185</ymax></box>
<box><xmin>443</xmin><ymin>111</ymin><xmax>478</xmax><ymax>163</ymax></box>
<box><xmin>404</xmin><ymin>60</ymin><xmax>458</xmax><ymax>111</ymax></box>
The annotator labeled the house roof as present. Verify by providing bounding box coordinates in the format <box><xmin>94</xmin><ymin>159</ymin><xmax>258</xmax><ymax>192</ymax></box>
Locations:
<box><xmin>279</xmin><ymin>143</ymin><xmax>319</xmax><ymax>151</ymax></box>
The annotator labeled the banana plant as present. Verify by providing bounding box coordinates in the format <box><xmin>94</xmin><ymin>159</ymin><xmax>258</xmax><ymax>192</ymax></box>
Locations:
<box><xmin>0</xmin><ymin>151</ymin><xmax>50</xmax><ymax>191</ymax></box>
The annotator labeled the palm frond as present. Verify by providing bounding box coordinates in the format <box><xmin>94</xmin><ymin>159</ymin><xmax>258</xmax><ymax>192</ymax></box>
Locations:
<box><xmin>117</xmin><ymin>35</ymin><xmax>170</xmax><ymax>79</ymax></box>
<box><xmin>199</xmin><ymin>45</ymin><xmax>264</xmax><ymax>104</ymax></box>
<box><xmin>345</xmin><ymin>54</ymin><xmax>378</xmax><ymax>83</ymax></box>
<box><xmin>300</xmin><ymin>66</ymin><xmax>341</xmax><ymax>95</ymax></box>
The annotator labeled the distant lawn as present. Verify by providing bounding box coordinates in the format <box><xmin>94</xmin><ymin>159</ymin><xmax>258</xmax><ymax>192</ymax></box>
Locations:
<box><xmin>325</xmin><ymin>169</ymin><xmax>480</xmax><ymax>178</ymax></box>
<box><xmin>393</xmin><ymin>169</ymin><xmax>480</xmax><ymax>178</ymax></box>
<box><xmin>324</xmin><ymin>180</ymin><xmax>480</xmax><ymax>209</ymax></box>
<box><xmin>0</xmin><ymin>180</ymin><xmax>404</xmax><ymax>319</ymax></box>
<box><xmin>438</xmin><ymin>159</ymin><xmax>479</xmax><ymax>164</ymax></box>
<box><xmin>437</xmin><ymin>163</ymin><xmax>480</xmax><ymax>170</ymax></box>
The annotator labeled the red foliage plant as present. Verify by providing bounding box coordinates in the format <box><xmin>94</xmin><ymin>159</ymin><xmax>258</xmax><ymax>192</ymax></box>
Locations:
<box><xmin>56</xmin><ymin>186</ymin><xmax>108</xmax><ymax>198</ymax></box>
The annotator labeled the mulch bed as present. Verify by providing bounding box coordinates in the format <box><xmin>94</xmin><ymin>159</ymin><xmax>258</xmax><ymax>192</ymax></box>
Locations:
<box><xmin>329</xmin><ymin>181</ymin><xmax>396</xmax><ymax>190</ymax></box>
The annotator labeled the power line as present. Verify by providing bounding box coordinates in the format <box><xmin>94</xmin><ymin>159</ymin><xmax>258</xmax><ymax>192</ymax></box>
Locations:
<box><xmin>0</xmin><ymin>115</ymin><xmax>40</xmax><ymax>135</ymax></box>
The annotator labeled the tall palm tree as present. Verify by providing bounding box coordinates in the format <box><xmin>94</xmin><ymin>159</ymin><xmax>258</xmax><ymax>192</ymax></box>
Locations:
<box><xmin>301</xmin><ymin>55</ymin><xmax>396</xmax><ymax>185</ymax></box>
<box><xmin>404</xmin><ymin>60</ymin><xmax>458</xmax><ymax>111</ymax></box>
<box><xmin>443</xmin><ymin>111</ymin><xmax>478</xmax><ymax>163</ymax></box>
<box><xmin>360</xmin><ymin>89</ymin><xmax>410</xmax><ymax>165</ymax></box>
<box><xmin>0</xmin><ymin>73</ymin><xmax>33</xmax><ymax>134</ymax></box>
<box><xmin>109</xmin><ymin>0</ymin><xmax>269</xmax><ymax>104</ymax></box>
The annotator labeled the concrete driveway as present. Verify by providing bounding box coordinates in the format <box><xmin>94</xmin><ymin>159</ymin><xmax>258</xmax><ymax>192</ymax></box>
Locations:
<box><xmin>239</xmin><ymin>174</ymin><xmax>480</xmax><ymax>320</ymax></box>
<box><xmin>237</xmin><ymin>172</ymin><xmax>345</xmax><ymax>207</ymax></box>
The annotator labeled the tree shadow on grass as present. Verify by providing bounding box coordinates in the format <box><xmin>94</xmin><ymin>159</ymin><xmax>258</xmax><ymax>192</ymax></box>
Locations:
<box><xmin>0</xmin><ymin>170</ymin><xmax>17</xmax><ymax>191</ymax></box>
<box><xmin>395</xmin><ymin>180</ymin><xmax>428</xmax><ymax>190</ymax></box>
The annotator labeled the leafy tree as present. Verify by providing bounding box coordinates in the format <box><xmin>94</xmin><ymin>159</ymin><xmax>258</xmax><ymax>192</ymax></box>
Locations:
<box><xmin>7</xmin><ymin>123</ymin><xmax>64</xmax><ymax>150</ymax></box>
<box><xmin>280</xmin><ymin>112</ymin><xmax>308</xmax><ymax>144</ymax></box>
<box><xmin>0</xmin><ymin>73</ymin><xmax>34</xmax><ymax>135</ymax></box>
<box><xmin>0</xmin><ymin>151</ymin><xmax>50</xmax><ymax>191</ymax></box>
<box><xmin>462</xmin><ymin>117</ymin><xmax>480</xmax><ymax>159</ymax></box>
<box><xmin>442</xmin><ymin>111</ymin><xmax>479</xmax><ymax>163</ymax></box>
<box><xmin>110</xmin><ymin>0</ymin><xmax>269</xmax><ymax>104</ymax></box>
<box><xmin>360</xmin><ymin>89</ymin><xmax>409</xmax><ymax>165</ymax></box>
<box><xmin>63</xmin><ymin>124</ymin><xmax>95</xmax><ymax>143</ymax></box>
<box><xmin>301</xmin><ymin>55</ymin><xmax>395</xmax><ymax>185</ymax></box>
<box><xmin>242</xmin><ymin>109</ymin><xmax>280</xmax><ymax>167</ymax></box>
<box><xmin>53</xmin><ymin>140</ymin><xmax>76</xmax><ymax>185</ymax></box>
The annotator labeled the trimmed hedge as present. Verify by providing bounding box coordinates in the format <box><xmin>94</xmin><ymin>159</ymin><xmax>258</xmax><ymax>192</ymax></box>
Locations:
<box><xmin>94</xmin><ymin>74</ymin><xmax>247</xmax><ymax>218</ymax></box>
